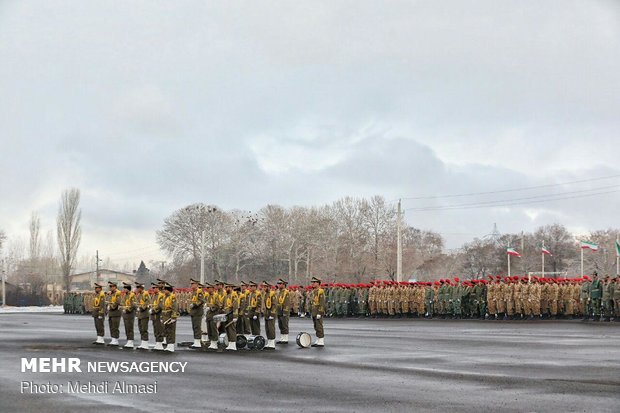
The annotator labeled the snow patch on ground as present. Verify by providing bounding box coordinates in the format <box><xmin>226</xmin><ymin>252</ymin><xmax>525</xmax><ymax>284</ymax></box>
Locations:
<box><xmin>0</xmin><ymin>305</ymin><xmax>64</xmax><ymax>314</ymax></box>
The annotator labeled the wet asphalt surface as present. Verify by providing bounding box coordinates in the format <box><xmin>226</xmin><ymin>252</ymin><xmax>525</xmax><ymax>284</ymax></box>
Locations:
<box><xmin>0</xmin><ymin>313</ymin><xmax>619</xmax><ymax>413</ymax></box>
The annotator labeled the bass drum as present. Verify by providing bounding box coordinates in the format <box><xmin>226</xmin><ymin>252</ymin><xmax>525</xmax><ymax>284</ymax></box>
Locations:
<box><xmin>236</xmin><ymin>334</ymin><xmax>248</xmax><ymax>349</ymax></box>
<box><xmin>246</xmin><ymin>335</ymin><xmax>266</xmax><ymax>350</ymax></box>
<box><xmin>296</xmin><ymin>332</ymin><xmax>312</xmax><ymax>348</ymax></box>
<box><xmin>217</xmin><ymin>333</ymin><xmax>229</xmax><ymax>349</ymax></box>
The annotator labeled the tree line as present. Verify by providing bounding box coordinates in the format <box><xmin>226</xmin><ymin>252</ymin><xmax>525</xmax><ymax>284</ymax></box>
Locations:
<box><xmin>1</xmin><ymin>191</ymin><xmax>618</xmax><ymax>299</ymax></box>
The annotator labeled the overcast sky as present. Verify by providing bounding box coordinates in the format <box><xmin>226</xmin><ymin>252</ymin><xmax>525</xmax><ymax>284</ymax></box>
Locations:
<box><xmin>1</xmin><ymin>1</ymin><xmax>619</xmax><ymax>268</ymax></box>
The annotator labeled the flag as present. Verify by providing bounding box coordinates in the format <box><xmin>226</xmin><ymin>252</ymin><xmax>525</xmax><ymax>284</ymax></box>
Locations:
<box><xmin>615</xmin><ymin>239</ymin><xmax>620</xmax><ymax>256</ymax></box>
<box><xmin>507</xmin><ymin>247</ymin><xmax>521</xmax><ymax>257</ymax></box>
<box><xmin>579</xmin><ymin>240</ymin><xmax>599</xmax><ymax>251</ymax></box>
<box><xmin>541</xmin><ymin>246</ymin><xmax>552</xmax><ymax>256</ymax></box>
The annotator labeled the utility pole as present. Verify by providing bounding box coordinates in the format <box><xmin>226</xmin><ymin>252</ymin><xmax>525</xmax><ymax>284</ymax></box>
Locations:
<box><xmin>96</xmin><ymin>250</ymin><xmax>101</xmax><ymax>283</ymax></box>
<box><xmin>521</xmin><ymin>231</ymin><xmax>525</xmax><ymax>275</ymax></box>
<box><xmin>200</xmin><ymin>229</ymin><xmax>205</xmax><ymax>285</ymax></box>
<box><xmin>397</xmin><ymin>199</ymin><xmax>402</xmax><ymax>282</ymax></box>
<box><xmin>1</xmin><ymin>259</ymin><xmax>5</xmax><ymax>308</ymax></box>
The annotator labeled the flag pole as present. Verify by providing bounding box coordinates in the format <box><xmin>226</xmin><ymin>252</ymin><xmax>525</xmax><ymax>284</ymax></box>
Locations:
<box><xmin>508</xmin><ymin>252</ymin><xmax>511</xmax><ymax>278</ymax></box>
<box><xmin>580</xmin><ymin>246</ymin><xmax>584</xmax><ymax>276</ymax></box>
<box><xmin>541</xmin><ymin>240</ymin><xmax>545</xmax><ymax>278</ymax></box>
<box><xmin>616</xmin><ymin>235</ymin><xmax>620</xmax><ymax>276</ymax></box>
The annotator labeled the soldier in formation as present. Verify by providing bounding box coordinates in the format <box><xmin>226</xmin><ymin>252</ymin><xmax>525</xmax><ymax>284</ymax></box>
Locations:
<box><xmin>86</xmin><ymin>273</ymin><xmax>618</xmax><ymax>352</ymax></box>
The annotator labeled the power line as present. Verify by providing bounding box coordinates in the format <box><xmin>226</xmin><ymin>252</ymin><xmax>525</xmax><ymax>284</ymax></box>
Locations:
<box><xmin>407</xmin><ymin>188</ymin><xmax>620</xmax><ymax>212</ymax></box>
<box><xmin>396</xmin><ymin>173</ymin><xmax>620</xmax><ymax>201</ymax></box>
<box><xmin>405</xmin><ymin>184</ymin><xmax>620</xmax><ymax>211</ymax></box>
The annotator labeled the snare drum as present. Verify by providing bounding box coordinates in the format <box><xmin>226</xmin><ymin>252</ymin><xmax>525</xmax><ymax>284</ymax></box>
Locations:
<box><xmin>236</xmin><ymin>334</ymin><xmax>248</xmax><ymax>349</ymax></box>
<box><xmin>296</xmin><ymin>332</ymin><xmax>311</xmax><ymax>348</ymax></box>
<box><xmin>246</xmin><ymin>335</ymin><xmax>266</xmax><ymax>350</ymax></box>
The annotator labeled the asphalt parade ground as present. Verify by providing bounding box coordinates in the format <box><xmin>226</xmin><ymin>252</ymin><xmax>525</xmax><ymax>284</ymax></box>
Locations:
<box><xmin>0</xmin><ymin>314</ymin><xmax>619</xmax><ymax>413</ymax></box>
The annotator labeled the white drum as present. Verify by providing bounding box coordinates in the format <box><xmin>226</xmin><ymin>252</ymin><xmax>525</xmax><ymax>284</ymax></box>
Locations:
<box><xmin>296</xmin><ymin>332</ymin><xmax>311</xmax><ymax>348</ymax></box>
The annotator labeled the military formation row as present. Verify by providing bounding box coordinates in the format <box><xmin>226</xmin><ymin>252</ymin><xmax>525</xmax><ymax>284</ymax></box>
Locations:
<box><xmin>87</xmin><ymin>277</ymin><xmax>327</xmax><ymax>352</ymax></box>
<box><xmin>72</xmin><ymin>274</ymin><xmax>620</xmax><ymax>323</ymax></box>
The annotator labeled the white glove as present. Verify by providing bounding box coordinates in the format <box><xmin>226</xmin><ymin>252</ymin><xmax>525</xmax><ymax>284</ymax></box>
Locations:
<box><xmin>232</xmin><ymin>318</ymin><xmax>238</xmax><ymax>323</ymax></box>
<box><xmin>252</xmin><ymin>315</ymin><xmax>257</xmax><ymax>320</ymax></box>
<box><xmin>267</xmin><ymin>316</ymin><xmax>274</xmax><ymax>320</ymax></box>
<box><xmin>316</xmin><ymin>314</ymin><xmax>322</xmax><ymax>319</ymax></box>
<box><xmin>205</xmin><ymin>307</ymin><xmax>210</xmax><ymax>312</ymax></box>
<box><xmin>170</xmin><ymin>318</ymin><xmax>176</xmax><ymax>323</ymax></box>
<box><xmin>149</xmin><ymin>309</ymin><xmax>153</xmax><ymax>315</ymax></box>
<box><xmin>98</xmin><ymin>316</ymin><xmax>103</xmax><ymax>320</ymax></box>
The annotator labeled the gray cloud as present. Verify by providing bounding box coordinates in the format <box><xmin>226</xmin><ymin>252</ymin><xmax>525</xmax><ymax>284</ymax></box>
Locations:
<box><xmin>1</xmin><ymin>1</ymin><xmax>619</xmax><ymax>260</ymax></box>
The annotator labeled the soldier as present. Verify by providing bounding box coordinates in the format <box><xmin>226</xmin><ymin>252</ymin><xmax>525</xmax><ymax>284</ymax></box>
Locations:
<box><xmin>589</xmin><ymin>272</ymin><xmax>603</xmax><ymax>321</ymax></box>
<box><xmin>426</xmin><ymin>282</ymin><xmax>436</xmax><ymax>318</ymax></box>
<box><xmin>531</xmin><ymin>277</ymin><xmax>542</xmax><ymax>319</ymax></box>
<box><xmin>161</xmin><ymin>282</ymin><xmax>178</xmax><ymax>352</ymax></box>
<box><xmin>204</xmin><ymin>282</ymin><xmax>220</xmax><ymax>350</ymax></box>
<box><xmin>540</xmin><ymin>278</ymin><xmax>550</xmax><ymax>319</ymax></box>
<box><xmin>247</xmin><ymin>281</ymin><xmax>262</xmax><ymax>335</ymax></box>
<box><xmin>549</xmin><ymin>278</ymin><xmax>560</xmax><ymax>319</ymax></box>
<box><xmin>106</xmin><ymin>281</ymin><xmax>122</xmax><ymax>347</ymax></box>
<box><xmin>222</xmin><ymin>283</ymin><xmax>239</xmax><ymax>351</ymax></box>
<box><xmin>451</xmin><ymin>279</ymin><xmax>463</xmax><ymax>319</ymax></box>
<box><xmin>611</xmin><ymin>276</ymin><xmax>620</xmax><ymax>321</ymax></box>
<box><xmin>357</xmin><ymin>284</ymin><xmax>369</xmax><ymax>317</ymax></box>
<box><xmin>261</xmin><ymin>281</ymin><xmax>277</xmax><ymax>350</ymax></box>
<box><xmin>134</xmin><ymin>282</ymin><xmax>151</xmax><ymax>350</ymax></box>
<box><xmin>503</xmin><ymin>277</ymin><xmax>514</xmax><ymax>320</ymax></box>
<box><xmin>206</xmin><ymin>280</ymin><xmax>226</xmax><ymax>350</ymax></box>
<box><xmin>368</xmin><ymin>282</ymin><xmax>377</xmax><ymax>316</ymax></box>
<box><xmin>580</xmin><ymin>275</ymin><xmax>591</xmax><ymax>320</ymax></box>
<box><xmin>486</xmin><ymin>277</ymin><xmax>497</xmax><ymax>319</ymax></box>
<box><xmin>121</xmin><ymin>282</ymin><xmax>137</xmax><ymax>348</ymax></box>
<box><xmin>309</xmin><ymin>276</ymin><xmax>326</xmax><ymax>347</ymax></box>
<box><xmin>150</xmin><ymin>282</ymin><xmax>165</xmax><ymax>351</ymax></box>
<box><xmin>601</xmin><ymin>276</ymin><xmax>613</xmax><ymax>322</ymax></box>
<box><xmin>291</xmin><ymin>285</ymin><xmax>301</xmax><ymax>316</ymax></box>
<box><xmin>513</xmin><ymin>277</ymin><xmax>523</xmax><ymax>319</ymax></box>
<box><xmin>91</xmin><ymin>283</ymin><xmax>106</xmax><ymax>344</ymax></box>
<box><xmin>276</xmin><ymin>278</ymin><xmax>291</xmax><ymax>344</ymax></box>
<box><xmin>237</xmin><ymin>282</ymin><xmax>251</xmax><ymax>336</ymax></box>
<box><xmin>188</xmin><ymin>279</ymin><xmax>206</xmax><ymax>348</ymax></box>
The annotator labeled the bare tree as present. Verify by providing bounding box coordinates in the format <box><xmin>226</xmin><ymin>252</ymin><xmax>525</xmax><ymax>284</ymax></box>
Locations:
<box><xmin>56</xmin><ymin>188</ymin><xmax>82</xmax><ymax>292</ymax></box>
<box><xmin>0</xmin><ymin>229</ymin><xmax>6</xmax><ymax>254</ymax></box>
<box><xmin>29</xmin><ymin>212</ymin><xmax>41</xmax><ymax>260</ymax></box>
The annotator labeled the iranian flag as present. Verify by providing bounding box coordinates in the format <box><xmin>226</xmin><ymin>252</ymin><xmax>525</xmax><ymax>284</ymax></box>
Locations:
<box><xmin>580</xmin><ymin>240</ymin><xmax>599</xmax><ymax>251</ymax></box>
<box><xmin>541</xmin><ymin>246</ymin><xmax>552</xmax><ymax>256</ymax></box>
<box><xmin>507</xmin><ymin>247</ymin><xmax>521</xmax><ymax>257</ymax></box>
<box><xmin>615</xmin><ymin>239</ymin><xmax>620</xmax><ymax>256</ymax></box>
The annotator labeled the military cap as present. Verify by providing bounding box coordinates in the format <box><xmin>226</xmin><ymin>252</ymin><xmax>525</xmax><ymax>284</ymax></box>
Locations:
<box><xmin>311</xmin><ymin>276</ymin><xmax>321</xmax><ymax>284</ymax></box>
<box><xmin>261</xmin><ymin>280</ymin><xmax>272</xmax><ymax>286</ymax></box>
<box><xmin>203</xmin><ymin>282</ymin><xmax>214</xmax><ymax>288</ymax></box>
<box><xmin>198</xmin><ymin>283</ymin><xmax>205</xmax><ymax>288</ymax></box>
<box><xmin>240</xmin><ymin>281</ymin><xmax>248</xmax><ymax>286</ymax></box>
<box><xmin>156</xmin><ymin>278</ymin><xmax>165</xmax><ymax>283</ymax></box>
<box><xmin>108</xmin><ymin>281</ymin><xmax>118</xmax><ymax>287</ymax></box>
<box><xmin>248</xmin><ymin>281</ymin><xmax>258</xmax><ymax>286</ymax></box>
<box><xmin>190</xmin><ymin>278</ymin><xmax>200</xmax><ymax>284</ymax></box>
<box><xmin>151</xmin><ymin>281</ymin><xmax>161</xmax><ymax>288</ymax></box>
<box><xmin>134</xmin><ymin>282</ymin><xmax>145</xmax><ymax>288</ymax></box>
<box><xmin>94</xmin><ymin>282</ymin><xmax>103</xmax><ymax>288</ymax></box>
<box><xmin>214</xmin><ymin>279</ymin><xmax>224</xmax><ymax>285</ymax></box>
<box><xmin>276</xmin><ymin>278</ymin><xmax>288</xmax><ymax>285</ymax></box>
<box><xmin>122</xmin><ymin>281</ymin><xmax>132</xmax><ymax>289</ymax></box>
